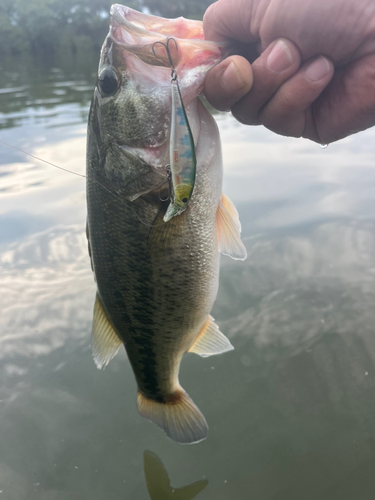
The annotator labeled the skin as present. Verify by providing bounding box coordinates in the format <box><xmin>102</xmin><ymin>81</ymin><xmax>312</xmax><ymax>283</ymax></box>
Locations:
<box><xmin>203</xmin><ymin>0</ymin><xmax>375</xmax><ymax>143</ymax></box>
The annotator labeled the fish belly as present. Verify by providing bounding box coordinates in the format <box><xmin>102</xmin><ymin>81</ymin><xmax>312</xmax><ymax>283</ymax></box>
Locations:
<box><xmin>87</xmin><ymin>164</ymin><xmax>220</xmax><ymax>401</ymax></box>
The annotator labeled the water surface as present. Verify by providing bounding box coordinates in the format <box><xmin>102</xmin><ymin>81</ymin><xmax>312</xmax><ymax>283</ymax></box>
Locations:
<box><xmin>1</xmin><ymin>54</ymin><xmax>375</xmax><ymax>500</ymax></box>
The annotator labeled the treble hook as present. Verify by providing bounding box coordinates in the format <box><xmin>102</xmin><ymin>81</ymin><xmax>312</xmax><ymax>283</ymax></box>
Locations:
<box><xmin>152</xmin><ymin>37</ymin><xmax>179</xmax><ymax>81</ymax></box>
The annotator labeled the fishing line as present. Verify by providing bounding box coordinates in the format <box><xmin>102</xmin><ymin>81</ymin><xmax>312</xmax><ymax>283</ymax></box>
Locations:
<box><xmin>0</xmin><ymin>139</ymin><xmax>86</xmax><ymax>179</ymax></box>
<box><xmin>0</xmin><ymin>139</ymin><xmax>167</xmax><ymax>228</ymax></box>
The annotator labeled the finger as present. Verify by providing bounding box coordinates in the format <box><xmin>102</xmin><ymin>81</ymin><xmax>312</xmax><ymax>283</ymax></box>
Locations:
<box><xmin>231</xmin><ymin>39</ymin><xmax>301</xmax><ymax>125</ymax></box>
<box><xmin>203</xmin><ymin>0</ymin><xmax>260</xmax><ymax>42</ymax></box>
<box><xmin>203</xmin><ymin>56</ymin><xmax>253</xmax><ymax>111</ymax></box>
<box><xmin>305</xmin><ymin>54</ymin><xmax>375</xmax><ymax>143</ymax></box>
<box><xmin>259</xmin><ymin>56</ymin><xmax>334</xmax><ymax>138</ymax></box>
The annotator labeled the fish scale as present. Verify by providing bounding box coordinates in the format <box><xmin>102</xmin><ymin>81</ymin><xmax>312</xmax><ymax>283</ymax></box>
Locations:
<box><xmin>86</xmin><ymin>4</ymin><xmax>246</xmax><ymax>444</ymax></box>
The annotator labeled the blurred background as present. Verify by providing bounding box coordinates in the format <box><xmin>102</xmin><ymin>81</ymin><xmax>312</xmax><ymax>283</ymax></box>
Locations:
<box><xmin>0</xmin><ymin>0</ymin><xmax>211</xmax><ymax>60</ymax></box>
<box><xmin>2</xmin><ymin>1</ymin><xmax>375</xmax><ymax>499</ymax></box>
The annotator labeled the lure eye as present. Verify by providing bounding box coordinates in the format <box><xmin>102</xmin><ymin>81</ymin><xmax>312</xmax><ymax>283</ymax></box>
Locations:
<box><xmin>98</xmin><ymin>67</ymin><xmax>120</xmax><ymax>96</ymax></box>
<box><xmin>182</xmin><ymin>198</ymin><xmax>188</xmax><ymax>203</ymax></box>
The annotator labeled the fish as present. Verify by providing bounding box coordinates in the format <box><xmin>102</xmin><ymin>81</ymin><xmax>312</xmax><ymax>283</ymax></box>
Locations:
<box><xmin>144</xmin><ymin>450</ymin><xmax>208</xmax><ymax>499</ymax></box>
<box><xmin>86</xmin><ymin>4</ymin><xmax>247</xmax><ymax>444</ymax></box>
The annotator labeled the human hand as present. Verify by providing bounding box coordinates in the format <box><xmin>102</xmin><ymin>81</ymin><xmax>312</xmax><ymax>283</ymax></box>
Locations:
<box><xmin>203</xmin><ymin>0</ymin><xmax>375</xmax><ymax>143</ymax></box>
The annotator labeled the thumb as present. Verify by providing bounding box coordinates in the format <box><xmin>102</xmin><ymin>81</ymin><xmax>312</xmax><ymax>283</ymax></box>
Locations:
<box><xmin>203</xmin><ymin>56</ymin><xmax>253</xmax><ymax>111</ymax></box>
<box><xmin>203</xmin><ymin>0</ymin><xmax>259</xmax><ymax>43</ymax></box>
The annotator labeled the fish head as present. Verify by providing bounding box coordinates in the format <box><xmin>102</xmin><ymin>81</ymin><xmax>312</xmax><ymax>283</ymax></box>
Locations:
<box><xmin>91</xmin><ymin>5</ymin><xmax>229</xmax><ymax>169</ymax></box>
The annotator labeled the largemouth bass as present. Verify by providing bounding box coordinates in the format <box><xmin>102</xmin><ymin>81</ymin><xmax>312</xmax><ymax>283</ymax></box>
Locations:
<box><xmin>86</xmin><ymin>4</ymin><xmax>247</xmax><ymax>444</ymax></box>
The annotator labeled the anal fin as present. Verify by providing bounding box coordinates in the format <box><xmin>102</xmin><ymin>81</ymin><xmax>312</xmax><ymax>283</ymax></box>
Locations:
<box><xmin>188</xmin><ymin>315</ymin><xmax>234</xmax><ymax>357</ymax></box>
<box><xmin>217</xmin><ymin>193</ymin><xmax>247</xmax><ymax>260</ymax></box>
<box><xmin>92</xmin><ymin>293</ymin><xmax>122</xmax><ymax>369</ymax></box>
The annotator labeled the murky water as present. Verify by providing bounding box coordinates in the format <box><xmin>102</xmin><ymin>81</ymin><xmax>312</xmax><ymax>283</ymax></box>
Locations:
<box><xmin>1</xmin><ymin>53</ymin><xmax>375</xmax><ymax>500</ymax></box>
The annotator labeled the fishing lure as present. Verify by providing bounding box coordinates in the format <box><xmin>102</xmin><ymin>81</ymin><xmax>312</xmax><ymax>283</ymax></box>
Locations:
<box><xmin>153</xmin><ymin>38</ymin><xmax>197</xmax><ymax>223</ymax></box>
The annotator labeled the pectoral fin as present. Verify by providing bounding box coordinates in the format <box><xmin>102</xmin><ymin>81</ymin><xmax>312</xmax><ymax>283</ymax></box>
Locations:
<box><xmin>188</xmin><ymin>315</ymin><xmax>234</xmax><ymax>357</ymax></box>
<box><xmin>216</xmin><ymin>193</ymin><xmax>247</xmax><ymax>260</ymax></box>
<box><xmin>92</xmin><ymin>293</ymin><xmax>122</xmax><ymax>369</ymax></box>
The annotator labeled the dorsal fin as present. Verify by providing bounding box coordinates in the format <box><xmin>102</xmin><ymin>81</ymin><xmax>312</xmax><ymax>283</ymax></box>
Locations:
<box><xmin>188</xmin><ymin>315</ymin><xmax>234</xmax><ymax>357</ymax></box>
<box><xmin>216</xmin><ymin>193</ymin><xmax>247</xmax><ymax>260</ymax></box>
<box><xmin>92</xmin><ymin>293</ymin><xmax>122</xmax><ymax>369</ymax></box>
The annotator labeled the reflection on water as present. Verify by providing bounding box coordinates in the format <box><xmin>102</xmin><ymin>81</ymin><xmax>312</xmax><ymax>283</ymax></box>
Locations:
<box><xmin>1</xmin><ymin>54</ymin><xmax>375</xmax><ymax>499</ymax></box>
<box><xmin>144</xmin><ymin>451</ymin><xmax>207</xmax><ymax>499</ymax></box>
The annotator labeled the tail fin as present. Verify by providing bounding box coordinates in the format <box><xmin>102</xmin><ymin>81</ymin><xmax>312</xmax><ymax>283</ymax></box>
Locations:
<box><xmin>137</xmin><ymin>388</ymin><xmax>208</xmax><ymax>444</ymax></box>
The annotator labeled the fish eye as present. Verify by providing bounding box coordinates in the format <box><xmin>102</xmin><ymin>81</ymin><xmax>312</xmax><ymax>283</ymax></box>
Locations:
<box><xmin>182</xmin><ymin>198</ymin><xmax>188</xmax><ymax>203</ymax></box>
<box><xmin>98</xmin><ymin>67</ymin><xmax>120</xmax><ymax>96</ymax></box>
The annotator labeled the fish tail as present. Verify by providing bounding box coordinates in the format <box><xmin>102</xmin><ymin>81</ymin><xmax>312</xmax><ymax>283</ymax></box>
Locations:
<box><xmin>137</xmin><ymin>388</ymin><xmax>208</xmax><ymax>444</ymax></box>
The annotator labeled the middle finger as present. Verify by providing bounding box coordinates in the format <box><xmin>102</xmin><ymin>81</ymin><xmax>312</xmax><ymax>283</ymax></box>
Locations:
<box><xmin>231</xmin><ymin>38</ymin><xmax>301</xmax><ymax>125</ymax></box>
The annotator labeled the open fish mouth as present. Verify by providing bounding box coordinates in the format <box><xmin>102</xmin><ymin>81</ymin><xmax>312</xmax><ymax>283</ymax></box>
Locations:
<box><xmin>108</xmin><ymin>4</ymin><xmax>229</xmax><ymax>100</ymax></box>
<box><xmin>95</xmin><ymin>4</ymin><xmax>231</xmax><ymax>187</ymax></box>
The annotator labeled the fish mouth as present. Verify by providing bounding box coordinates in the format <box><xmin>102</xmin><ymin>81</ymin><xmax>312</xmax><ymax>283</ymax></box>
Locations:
<box><xmin>108</xmin><ymin>4</ymin><xmax>229</xmax><ymax>99</ymax></box>
<box><xmin>110</xmin><ymin>4</ymin><xmax>207</xmax><ymax>42</ymax></box>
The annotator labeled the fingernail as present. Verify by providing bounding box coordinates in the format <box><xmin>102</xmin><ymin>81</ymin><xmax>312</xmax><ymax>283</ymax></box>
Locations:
<box><xmin>305</xmin><ymin>56</ymin><xmax>331</xmax><ymax>81</ymax></box>
<box><xmin>267</xmin><ymin>40</ymin><xmax>293</xmax><ymax>73</ymax></box>
<box><xmin>221</xmin><ymin>62</ymin><xmax>245</xmax><ymax>92</ymax></box>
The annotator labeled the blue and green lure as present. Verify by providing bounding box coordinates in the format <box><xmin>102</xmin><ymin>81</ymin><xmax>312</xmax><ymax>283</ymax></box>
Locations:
<box><xmin>164</xmin><ymin>76</ymin><xmax>197</xmax><ymax>222</ymax></box>
<box><xmin>153</xmin><ymin>38</ymin><xmax>197</xmax><ymax>223</ymax></box>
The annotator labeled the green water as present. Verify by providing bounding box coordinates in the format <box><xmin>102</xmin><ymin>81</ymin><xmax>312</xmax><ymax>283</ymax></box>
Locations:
<box><xmin>1</xmin><ymin>53</ymin><xmax>375</xmax><ymax>500</ymax></box>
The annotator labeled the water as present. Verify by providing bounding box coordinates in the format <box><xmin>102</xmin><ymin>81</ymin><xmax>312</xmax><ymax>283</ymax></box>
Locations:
<box><xmin>1</xmin><ymin>54</ymin><xmax>375</xmax><ymax>500</ymax></box>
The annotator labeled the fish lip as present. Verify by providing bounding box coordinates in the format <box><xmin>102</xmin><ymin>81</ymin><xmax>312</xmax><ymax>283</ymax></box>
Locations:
<box><xmin>110</xmin><ymin>5</ymin><xmax>154</xmax><ymax>40</ymax></box>
<box><xmin>110</xmin><ymin>4</ymin><xmax>188</xmax><ymax>34</ymax></box>
<box><xmin>109</xmin><ymin>4</ymin><xmax>228</xmax><ymax>49</ymax></box>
